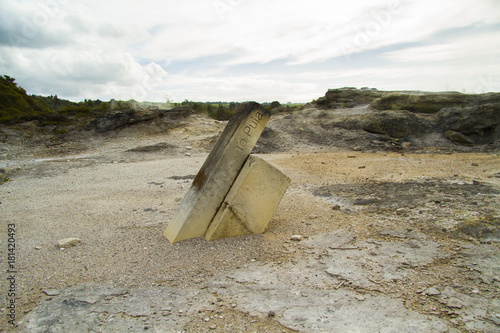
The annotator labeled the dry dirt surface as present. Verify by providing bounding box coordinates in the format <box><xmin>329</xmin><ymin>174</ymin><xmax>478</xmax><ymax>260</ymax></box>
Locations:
<box><xmin>1</xmin><ymin>113</ymin><xmax>500</xmax><ymax>332</ymax></box>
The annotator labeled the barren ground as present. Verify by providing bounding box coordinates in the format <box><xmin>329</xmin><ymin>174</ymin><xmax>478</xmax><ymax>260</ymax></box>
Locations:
<box><xmin>1</xmin><ymin>113</ymin><xmax>499</xmax><ymax>332</ymax></box>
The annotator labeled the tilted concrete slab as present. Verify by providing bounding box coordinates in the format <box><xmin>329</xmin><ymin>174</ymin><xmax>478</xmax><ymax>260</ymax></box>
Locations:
<box><xmin>163</xmin><ymin>102</ymin><xmax>270</xmax><ymax>243</ymax></box>
<box><xmin>205</xmin><ymin>155</ymin><xmax>291</xmax><ymax>241</ymax></box>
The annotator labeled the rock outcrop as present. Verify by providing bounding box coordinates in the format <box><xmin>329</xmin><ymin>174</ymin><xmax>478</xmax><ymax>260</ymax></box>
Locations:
<box><xmin>316</xmin><ymin>87</ymin><xmax>381</xmax><ymax>109</ymax></box>
<box><xmin>87</xmin><ymin>107</ymin><xmax>192</xmax><ymax>133</ymax></box>
<box><xmin>359</xmin><ymin>110</ymin><xmax>431</xmax><ymax>139</ymax></box>
<box><xmin>438</xmin><ymin>104</ymin><xmax>500</xmax><ymax>143</ymax></box>
<box><xmin>308</xmin><ymin>89</ymin><xmax>500</xmax><ymax>148</ymax></box>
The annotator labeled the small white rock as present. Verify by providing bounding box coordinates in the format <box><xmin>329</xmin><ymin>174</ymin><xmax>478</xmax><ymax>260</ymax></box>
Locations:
<box><xmin>423</xmin><ymin>287</ymin><xmax>441</xmax><ymax>296</ymax></box>
<box><xmin>57</xmin><ymin>238</ymin><xmax>82</xmax><ymax>249</ymax></box>
<box><xmin>185</xmin><ymin>153</ymin><xmax>191</xmax><ymax>156</ymax></box>
<box><xmin>290</xmin><ymin>235</ymin><xmax>302</xmax><ymax>241</ymax></box>
<box><xmin>43</xmin><ymin>289</ymin><xmax>61</xmax><ymax>296</ymax></box>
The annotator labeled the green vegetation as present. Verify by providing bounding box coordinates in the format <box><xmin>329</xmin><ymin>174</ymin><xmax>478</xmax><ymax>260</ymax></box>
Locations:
<box><xmin>0</xmin><ymin>75</ymin><xmax>51</xmax><ymax>123</ymax></box>
<box><xmin>371</xmin><ymin>92</ymin><xmax>468</xmax><ymax>113</ymax></box>
<box><xmin>0</xmin><ymin>75</ymin><xmax>113</xmax><ymax>127</ymax></box>
<box><xmin>371</xmin><ymin>91</ymin><xmax>500</xmax><ymax>113</ymax></box>
<box><xmin>180</xmin><ymin>99</ymin><xmax>301</xmax><ymax>120</ymax></box>
<box><xmin>0</xmin><ymin>74</ymin><xmax>303</xmax><ymax>130</ymax></box>
<box><xmin>180</xmin><ymin>100</ymin><xmax>235</xmax><ymax>120</ymax></box>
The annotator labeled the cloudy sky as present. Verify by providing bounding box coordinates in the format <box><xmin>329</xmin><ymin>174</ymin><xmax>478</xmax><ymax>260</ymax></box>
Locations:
<box><xmin>1</xmin><ymin>0</ymin><xmax>499</xmax><ymax>103</ymax></box>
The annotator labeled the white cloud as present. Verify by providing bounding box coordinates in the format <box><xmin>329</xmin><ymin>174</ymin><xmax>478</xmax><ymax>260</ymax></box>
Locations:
<box><xmin>0</xmin><ymin>0</ymin><xmax>499</xmax><ymax>102</ymax></box>
<box><xmin>384</xmin><ymin>30</ymin><xmax>500</xmax><ymax>64</ymax></box>
<box><xmin>0</xmin><ymin>46</ymin><xmax>167</xmax><ymax>100</ymax></box>
<box><xmin>156</xmin><ymin>73</ymin><xmax>318</xmax><ymax>103</ymax></box>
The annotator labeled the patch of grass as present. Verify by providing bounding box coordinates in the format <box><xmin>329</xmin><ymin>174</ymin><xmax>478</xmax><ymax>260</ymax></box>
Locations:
<box><xmin>0</xmin><ymin>173</ymin><xmax>9</xmax><ymax>185</ymax></box>
<box><xmin>371</xmin><ymin>92</ymin><xmax>468</xmax><ymax>113</ymax></box>
<box><xmin>53</xmin><ymin>128</ymin><xmax>68</xmax><ymax>135</ymax></box>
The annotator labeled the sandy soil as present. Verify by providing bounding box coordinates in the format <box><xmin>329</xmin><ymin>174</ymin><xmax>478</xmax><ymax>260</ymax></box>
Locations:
<box><xmin>1</xmin><ymin>113</ymin><xmax>499</xmax><ymax>332</ymax></box>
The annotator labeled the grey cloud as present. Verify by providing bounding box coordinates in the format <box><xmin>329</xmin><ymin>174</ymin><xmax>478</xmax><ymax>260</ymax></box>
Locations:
<box><xmin>0</xmin><ymin>1</ymin><xmax>72</xmax><ymax>48</ymax></box>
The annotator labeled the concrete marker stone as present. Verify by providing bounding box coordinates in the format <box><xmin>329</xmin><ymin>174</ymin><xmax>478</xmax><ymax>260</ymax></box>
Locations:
<box><xmin>163</xmin><ymin>102</ymin><xmax>270</xmax><ymax>243</ymax></box>
<box><xmin>205</xmin><ymin>155</ymin><xmax>291</xmax><ymax>241</ymax></box>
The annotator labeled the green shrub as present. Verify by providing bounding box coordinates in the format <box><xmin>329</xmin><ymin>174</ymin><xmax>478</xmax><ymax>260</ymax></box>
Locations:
<box><xmin>58</xmin><ymin>104</ymin><xmax>92</xmax><ymax>116</ymax></box>
<box><xmin>0</xmin><ymin>75</ymin><xmax>51</xmax><ymax>123</ymax></box>
<box><xmin>0</xmin><ymin>107</ymin><xmax>23</xmax><ymax>123</ymax></box>
<box><xmin>214</xmin><ymin>104</ymin><xmax>233</xmax><ymax>120</ymax></box>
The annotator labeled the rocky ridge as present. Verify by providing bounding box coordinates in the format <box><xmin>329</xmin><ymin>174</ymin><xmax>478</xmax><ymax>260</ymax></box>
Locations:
<box><xmin>253</xmin><ymin>88</ymin><xmax>500</xmax><ymax>154</ymax></box>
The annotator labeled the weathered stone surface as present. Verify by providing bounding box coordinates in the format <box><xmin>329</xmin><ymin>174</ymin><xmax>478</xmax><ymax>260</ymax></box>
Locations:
<box><xmin>360</xmin><ymin>110</ymin><xmax>430</xmax><ymax>139</ymax></box>
<box><xmin>205</xmin><ymin>155</ymin><xmax>290</xmax><ymax>241</ymax></box>
<box><xmin>323</xmin><ymin>87</ymin><xmax>381</xmax><ymax>108</ymax></box>
<box><xmin>87</xmin><ymin>107</ymin><xmax>192</xmax><ymax>133</ymax></box>
<box><xmin>164</xmin><ymin>103</ymin><xmax>270</xmax><ymax>243</ymax></box>
<box><xmin>438</xmin><ymin>104</ymin><xmax>500</xmax><ymax>143</ymax></box>
<box><xmin>18</xmin><ymin>283</ymin><xmax>210</xmax><ymax>333</ymax></box>
<box><xmin>208</xmin><ymin>260</ymin><xmax>451</xmax><ymax>333</ymax></box>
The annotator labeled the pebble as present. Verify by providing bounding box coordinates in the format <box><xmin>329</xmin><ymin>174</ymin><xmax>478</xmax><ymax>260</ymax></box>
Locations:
<box><xmin>209</xmin><ymin>324</ymin><xmax>217</xmax><ymax>330</ymax></box>
<box><xmin>57</xmin><ymin>238</ymin><xmax>82</xmax><ymax>249</ymax></box>
<box><xmin>43</xmin><ymin>289</ymin><xmax>61</xmax><ymax>296</ymax></box>
<box><xmin>332</xmin><ymin>205</ymin><xmax>341</xmax><ymax>210</ymax></box>
<box><xmin>423</xmin><ymin>287</ymin><xmax>441</xmax><ymax>296</ymax></box>
<box><xmin>268</xmin><ymin>310</ymin><xmax>276</xmax><ymax>317</ymax></box>
<box><xmin>402</xmin><ymin>142</ymin><xmax>412</xmax><ymax>149</ymax></box>
<box><xmin>396</xmin><ymin>208</ymin><xmax>406</xmax><ymax>215</ymax></box>
<box><xmin>290</xmin><ymin>235</ymin><xmax>302</xmax><ymax>241</ymax></box>
<box><xmin>185</xmin><ymin>153</ymin><xmax>191</xmax><ymax>156</ymax></box>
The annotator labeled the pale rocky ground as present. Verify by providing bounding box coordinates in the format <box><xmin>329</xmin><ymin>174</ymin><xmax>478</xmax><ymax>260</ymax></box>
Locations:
<box><xmin>0</xmin><ymin>111</ymin><xmax>499</xmax><ymax>332</ymax></box>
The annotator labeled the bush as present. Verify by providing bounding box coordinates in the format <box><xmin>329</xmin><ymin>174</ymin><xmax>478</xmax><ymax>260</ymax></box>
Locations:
<box><xmin>0</xmin><ymin>75</ymin><xmax>51</xmax><ymax>123</ymax></box>
<box><xmin>214</xmin><ymin>104</ymin><xmax>233</xmax><ymax>120</ymax></box>
<box><xmin>0</xmin><ymin>107</ymin><xmax>22</xmax><ymax>123</ymax></box>
<box><xmin>58</xmin><ymin>104</ymin><xmax>93</xmax><ymax>116</ymax></box>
